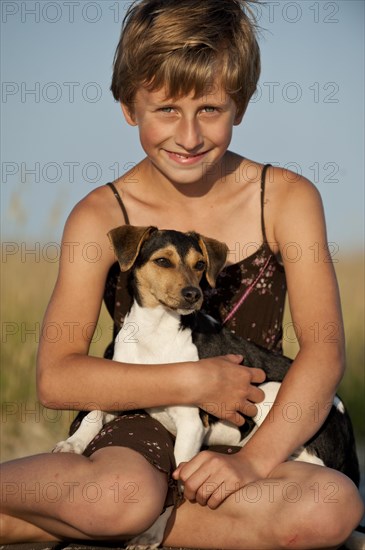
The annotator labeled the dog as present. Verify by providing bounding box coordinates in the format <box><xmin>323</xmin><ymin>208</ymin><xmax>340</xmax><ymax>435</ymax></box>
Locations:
<box><xmin>54</xmin><ymin>225</ymin><xmax>360</xmax><ymax>548</ymax></box>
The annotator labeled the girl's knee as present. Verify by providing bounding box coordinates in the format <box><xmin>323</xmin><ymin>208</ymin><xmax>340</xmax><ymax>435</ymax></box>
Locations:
<box><xmin>316</xmin><ymin>474</ymin><xmax>364</xmax><ymax>545</ymax></box>
<box><xmin>62</xmin><ymin>460</ymin><xmax>167</xmax><ymax>538</ymax></box>
<box><xmin>275</xmin><ymin>470</ymin><xmax>364</xmax><ymax>548</ymax></box>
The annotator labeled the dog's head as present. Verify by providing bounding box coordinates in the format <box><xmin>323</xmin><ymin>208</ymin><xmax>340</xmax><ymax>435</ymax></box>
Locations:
<box><xmin>108</xmin><ymin>225</ymin><xmax>228</xmax><ymax>314</ymax></box>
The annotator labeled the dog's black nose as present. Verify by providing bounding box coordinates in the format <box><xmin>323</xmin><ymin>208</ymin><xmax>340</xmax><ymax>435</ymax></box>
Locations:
<box><xmin>181</xmin><ymin>286</ymin><xmax>202</xmax><ymax>304</ymax></box>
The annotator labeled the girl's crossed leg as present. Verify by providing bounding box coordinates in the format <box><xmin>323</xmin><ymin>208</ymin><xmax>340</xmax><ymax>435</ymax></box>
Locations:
<box><xmin>1</xmin><ymin>451</ymin><xmax>363</xmax><ymax>548</ymax></box>
<box><xmin>165</xmin><ymin>460</ymin><xmax>363</xmax><ymax>549</ymax></box>
<box><xmin>1</xmin><ymin>446</ymin><xmax>168</xmax><ymax>542</ymax></box>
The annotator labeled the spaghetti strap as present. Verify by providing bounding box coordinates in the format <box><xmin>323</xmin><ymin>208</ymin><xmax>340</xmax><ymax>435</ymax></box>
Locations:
<box><xmin>222</xmin><ymin>163</ymin><xmax>274</xmax><ymax>325</ymax></box>
<box><xmin>106</xmin><ymin>182</ymin><xmax>130</xmax><ymax>225</ymax></box>
<box><xmin>260</xmin><ymin>164</ymin><xmax>272</xmax><ymax>244</ymax></box>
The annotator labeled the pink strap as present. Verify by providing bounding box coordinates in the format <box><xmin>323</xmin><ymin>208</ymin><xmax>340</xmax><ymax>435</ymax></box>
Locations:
<box><xmin>222</xmin><ymin>255</ymin><xmax>273</xmax><ymax>325</ymax></box>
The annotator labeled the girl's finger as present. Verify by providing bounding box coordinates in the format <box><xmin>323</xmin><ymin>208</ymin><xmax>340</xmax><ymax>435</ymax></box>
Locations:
<box><xmin>172</xmin><ymin>461</ymin><xmax>188</xmax><ymax>479</ymax></box>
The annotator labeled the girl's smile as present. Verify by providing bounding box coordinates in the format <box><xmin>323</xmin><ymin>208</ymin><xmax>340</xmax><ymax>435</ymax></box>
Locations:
<box><xmin>164</xmin><ymin>148</ymin><xmax>212</xmax><ymax>165</ymax></box>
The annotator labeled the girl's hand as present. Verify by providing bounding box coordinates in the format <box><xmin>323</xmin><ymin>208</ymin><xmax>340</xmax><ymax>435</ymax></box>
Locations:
<box><xmin>195</xmin><ymin>354</ymin><xmax>266</xmax><ymax>426</ymax></box>
<box><xmin>173</xmin><ymin>450</ymin><xmax>264</xmax><ymax>509</ymax></box>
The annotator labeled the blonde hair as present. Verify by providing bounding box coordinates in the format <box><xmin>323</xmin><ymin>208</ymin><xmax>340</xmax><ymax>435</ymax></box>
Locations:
<box><xmin>111</xmin><ymin>0</ymin><xmax>261</xmax><ymax>118</ymax></box>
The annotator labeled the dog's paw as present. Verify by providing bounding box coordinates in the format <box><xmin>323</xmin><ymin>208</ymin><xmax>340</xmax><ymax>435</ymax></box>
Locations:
<box><xmin>125</xmin><ymin>533</ymin><xmax>162</xmax><ymax>550</ymax></box>
<box><xmin>52</xmin><ymin>439</ymin><xmax>86</xmax><ymax>454</ymax></box>
<box><xmin>125</xmin><ymin>544</ymin><xmax>160</xmax><ymax>550</ymax></box>
<box><xmin>125</xmin><ymin>505</ymin><xmax>173</xmax><ymax>550</ymax></box>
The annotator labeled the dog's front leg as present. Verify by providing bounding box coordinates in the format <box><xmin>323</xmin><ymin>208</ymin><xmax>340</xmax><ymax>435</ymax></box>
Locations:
<box><xmin>53</xmin><ymin>411</ymin><xmax>115</xmax><ymax>454</ymax></box>
<box><xmin>167</xmin><ymin>406</ymin><xmax>207</xmax><ymax>466</ymax></box>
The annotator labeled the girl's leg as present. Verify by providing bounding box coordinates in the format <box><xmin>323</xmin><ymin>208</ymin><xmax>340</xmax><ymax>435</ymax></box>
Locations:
<box><xmin>2</xmin><ymin>454</ymin><xmax>362</xmax><ymax>548</ymax></box>
<box><xmin>164</xmin><ymin>461</ymin><xmax>363</xmax><ymax>549</ymax></box>
<box><xmin>1</xmin><ymin>446</ymin><xmax>168</xmax><ymax>542</ymax></box>
<box><xmin>0</xmin><ymin>515</ymin><xmax>59</xmax><ymax>543</ymax></box>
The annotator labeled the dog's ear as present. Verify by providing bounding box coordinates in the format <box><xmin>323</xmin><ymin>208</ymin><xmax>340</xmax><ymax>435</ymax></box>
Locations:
<box><xmin>198</xmin><ymin>235</ymin><xmax>229</xmax><ymax>287</ymax></box>
<box><xmin>108</xmin><ymin>225</ymin><xmax>158</xmax><ymax>271</ymax></box>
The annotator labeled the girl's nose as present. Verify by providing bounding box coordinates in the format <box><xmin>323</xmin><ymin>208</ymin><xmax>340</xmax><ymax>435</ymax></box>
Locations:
<box><xmin>174</xmin><ymin>117</ymin><xmax>204</xmax><ymax>151</ymax></box>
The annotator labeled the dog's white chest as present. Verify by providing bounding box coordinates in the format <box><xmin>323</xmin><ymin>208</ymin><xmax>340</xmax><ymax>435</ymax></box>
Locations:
<box><xmin>113</xmin><ymin>304</ymin><xmax>199</xmax><ymax>364</ymax></box>
<box><xmin>113</xmin><ymin>304</ymin><xmax>201</xmax><ymax>454</ymax></box>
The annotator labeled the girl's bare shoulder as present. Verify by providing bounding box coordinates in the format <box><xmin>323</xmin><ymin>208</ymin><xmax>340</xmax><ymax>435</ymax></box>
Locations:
<box><xmin>246</xmin><ymin>163</ymin><xmax>324</xmax><ymax>254</ymax></box>
<box><xmin>60</xmin><ymin>184</ymin><xmax>128</xmax><ymax>270</ymax></box>
<box><xmin>64</xmin><ymin>184</ymin><xmax>127</xmax><ymax>237</ymax></box>
<box><xmin>265</xmin><ymin>165</ymin><xmax>322</xmax><ymax>206</ymax></box>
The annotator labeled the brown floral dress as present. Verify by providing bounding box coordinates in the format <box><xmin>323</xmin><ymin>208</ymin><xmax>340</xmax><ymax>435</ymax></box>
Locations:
<box><xmin>75</xmin><ymin>164</ymin><xmax>287</xmax><ymax>508</ymax></box>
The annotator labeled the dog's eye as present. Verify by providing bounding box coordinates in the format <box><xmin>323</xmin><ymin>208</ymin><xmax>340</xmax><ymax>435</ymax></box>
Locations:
<box><xmin>194</xmin><ymin>260</ymin><xmax>206</xmax><ymax>270</ymax></box>
<box><xmin>154</xmin><ymin>258</ymin><xmax>173</xmax><ymax>268</ymax></box>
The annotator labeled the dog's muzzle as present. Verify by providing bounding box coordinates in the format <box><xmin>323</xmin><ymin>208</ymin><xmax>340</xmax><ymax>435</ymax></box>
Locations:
<box><xmin>181</xmin><ymin>286</ymin><xmax>202</xmax><ymax>305</ymax></box>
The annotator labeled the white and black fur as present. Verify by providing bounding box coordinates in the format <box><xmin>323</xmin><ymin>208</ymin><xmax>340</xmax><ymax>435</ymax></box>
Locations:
<box><xmin>54</xmin><ymin>226</ymin><xmax>360</xmax><ymax>548</ymax></box>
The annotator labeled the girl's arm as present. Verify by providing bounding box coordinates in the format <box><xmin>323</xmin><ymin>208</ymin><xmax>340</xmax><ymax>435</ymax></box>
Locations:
<box><xmin>238</xmin><ymin>167</ymin><xmax>345</xmax><ymax>475</ymax></box>
<box><xmin>37</xmin><ymin>189</ymin><xmax>263</xmax><ymax>424</ymax></box>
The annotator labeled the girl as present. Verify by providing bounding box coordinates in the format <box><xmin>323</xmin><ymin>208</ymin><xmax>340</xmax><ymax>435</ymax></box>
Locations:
<box><xmin>1</xmin><ymin>1</ymin><xmax>363</xmax><ymax>547</ymax></box>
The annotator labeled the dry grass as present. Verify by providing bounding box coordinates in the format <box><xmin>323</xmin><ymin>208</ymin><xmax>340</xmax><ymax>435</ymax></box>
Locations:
<box><xmin>1</xmin><ymin>250</ymin><xmax>364</xmax><ymax>464</ymax></box>
<box><xmin>1</xmin><ymin>251</ymin><xmax>112</xmax><ymax>460</ymax></box>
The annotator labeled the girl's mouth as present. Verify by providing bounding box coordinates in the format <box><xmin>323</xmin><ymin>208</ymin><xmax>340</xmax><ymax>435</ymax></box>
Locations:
<box><xmin>165</xmin><ymin>150</ymin><xmax>209</xmax><ymax>165</ymax></box>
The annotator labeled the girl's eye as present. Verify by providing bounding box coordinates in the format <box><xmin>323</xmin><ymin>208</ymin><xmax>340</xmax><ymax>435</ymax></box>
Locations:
<box><xmin>194</xmin><ymin>260</ymin><xmax>206</xmax><ymax>270</ymax></box>
<box><xmin>154</xmin><ymin>258</ymin><xmax>173</xmax><ymax>268</ymax></box>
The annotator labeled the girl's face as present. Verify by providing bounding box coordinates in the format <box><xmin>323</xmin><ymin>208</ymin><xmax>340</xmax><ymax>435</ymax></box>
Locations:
<box><xmin>121</xmin><ymin>82</ymin><xmax>242</xmax><ymax>188</ymax></box>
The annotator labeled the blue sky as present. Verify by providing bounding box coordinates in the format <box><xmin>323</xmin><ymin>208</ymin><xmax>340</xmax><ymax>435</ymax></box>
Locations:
<box><xmin>1</xmin><ymin>0</ymin><xmax>364</xmax><ymax>253</ymax></box>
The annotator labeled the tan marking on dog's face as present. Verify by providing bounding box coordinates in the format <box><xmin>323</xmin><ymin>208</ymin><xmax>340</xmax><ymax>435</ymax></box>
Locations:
<box><xmin>135</xmin><ymin>245</ymin><xmax>206</xmax><ymax>312</ymax></box>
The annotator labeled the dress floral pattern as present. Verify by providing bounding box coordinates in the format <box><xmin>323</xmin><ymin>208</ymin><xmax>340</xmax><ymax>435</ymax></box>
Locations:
<box><xmin>200</xmin><ymin>242</ymin><xmax>286</xmax><ymax>351</ymax></box>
